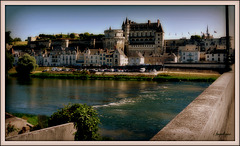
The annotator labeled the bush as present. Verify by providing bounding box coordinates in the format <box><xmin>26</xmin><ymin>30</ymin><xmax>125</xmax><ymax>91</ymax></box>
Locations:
<box><xmin>48</xmin><ymin>103</ymin><xmax>101</xmax><ymax>141</ymax></box>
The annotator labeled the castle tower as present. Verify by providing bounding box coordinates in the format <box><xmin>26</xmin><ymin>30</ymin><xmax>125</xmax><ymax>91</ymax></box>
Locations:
<box><xmin>103</xmin><ymin>28</ymin><xmax>125</xmax><ymax>52</ymax></box>
<box><xmin>122</xmin><ymin>17</ymin><xmax>130</xmax><ymax>55</ymax></box>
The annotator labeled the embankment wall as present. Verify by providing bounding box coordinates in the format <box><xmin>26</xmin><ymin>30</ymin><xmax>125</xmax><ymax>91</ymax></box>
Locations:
<box><xmin>6</xmin><ymin>122</ymin><xmax>76</xmax><ymax>141</ymax></box>
<box><xmin>151</xmin><ymin>70</ymin><xmax>235</xmax><ymax>140</ymax></box>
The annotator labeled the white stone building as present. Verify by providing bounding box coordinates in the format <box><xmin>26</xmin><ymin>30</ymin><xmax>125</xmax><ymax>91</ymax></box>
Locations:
<box><xmin>84</xmin><ymin>49</ymin><xmax>101</xmax><ymax>66</ymax></box>
<box><xmin>179</xmin><ymin>45</ymin><xmax>200</xmax><ymax>63</ymax></box>
<box><xmin>41</xmin><ymin>47</ymin><xmax>78</xmax><ymax>66</ymax></box>
<box><xmin>113</xmin><ymin>49</ymin><xmax>128</xmax><ymax>66</ymax></box>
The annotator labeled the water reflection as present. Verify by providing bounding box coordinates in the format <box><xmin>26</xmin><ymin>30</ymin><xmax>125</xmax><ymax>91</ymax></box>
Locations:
<box><xmin>6</xmin><ymin>77</ymin><xmax>211</xmax><ymax>140</ymax></box>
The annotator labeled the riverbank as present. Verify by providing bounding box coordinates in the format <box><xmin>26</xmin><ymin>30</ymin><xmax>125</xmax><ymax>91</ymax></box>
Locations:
<box><xmin>9</xmin><ymin>71</ymin><xmax>220</xmax><ymax>82</ymax></box>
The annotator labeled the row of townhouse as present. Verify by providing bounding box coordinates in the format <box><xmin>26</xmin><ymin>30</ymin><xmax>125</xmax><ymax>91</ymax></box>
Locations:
<box><xmin>178</xmin><ymin>44</ymin><xmax>227</xmax><ymax>63</ymax></box>
<box><xmin>82</xmin><ymin>48</ymin><xmax>129</xmax><ymax>66</ymax></box>
<box><xmin>11</xmin><ymin>45</ymin><xmax>227</xmax><ymax>68</ymax></box>
<box><xmin>11</xmin><ymin>47</ymin><xmax>136</xmax><ymax>67</ymax></box>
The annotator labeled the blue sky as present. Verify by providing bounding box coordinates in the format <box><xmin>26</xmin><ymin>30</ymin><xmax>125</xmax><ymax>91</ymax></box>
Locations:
<box><xmin>5</xmin><ymin>5</ymin><xmax>235</xmax><ymax>40</ymax></box>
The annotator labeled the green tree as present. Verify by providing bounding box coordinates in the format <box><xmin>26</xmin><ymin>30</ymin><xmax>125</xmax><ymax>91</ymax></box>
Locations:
<box><xmin>5</xmin><ymin>31</ymin><xmax>13</xmax><ymax>44</ymax></box>
<box><xmin>13</xmin><ymin>37</ymin><xmax>22</xmax><ymax>42</ymax></box>
<box><xmin>190</xmin><ymin>35</ymin><xmax>201</xmax><ymax>41</ymax></box>
<box><xmin>5</xmin><ymin>51</ymin><xmax>14</xmax><ymax>74</ymax></box>
<box><xmin>16</xmin><ymin>53</ymin><xmax>38</xmax><ymax>76</ymax></box>
<box><xmin>48</xmin><ymin>103</ymin><xmax>101</xmax><ymax>141</ymax></box>
<box><xmin>83</xmin><ymin>32</ymin><xmax>90</xmax><ymax>37</ymax></box>
<box><xmin>70</xmin><ymin>33</ymin><xmax>76</xmax><ymax>39</ymax></box>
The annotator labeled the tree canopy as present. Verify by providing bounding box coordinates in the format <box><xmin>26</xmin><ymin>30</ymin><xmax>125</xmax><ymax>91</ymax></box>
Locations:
<box><xmin>70</xmin><ymin>33</ymin><xmax>76</xmax><ymax>39</ymax></box>
<box><xmin>13</xmin><ymin>38</ymin><xmax>22</xmax><ymax>42</ymax></box>
<box><xmin>190</xmin><ymin>35</ymin><xmax>201</xmax><ymax>41</ymax></box>
<box><xmin>16</xmin><ymin>53</ymin><xmax>38</xmax><ymax>76</ymax></box>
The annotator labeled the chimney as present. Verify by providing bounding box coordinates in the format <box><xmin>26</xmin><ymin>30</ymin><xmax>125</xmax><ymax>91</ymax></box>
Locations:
<box><xmin>157</xmin><ymin>19</ymin><xmax>160</xmax><ymax>26</ymax></box>
<box><xmin>148</xmin><ymin>20</ymin><xmax>151</xmax><ymax>25</ymax></box>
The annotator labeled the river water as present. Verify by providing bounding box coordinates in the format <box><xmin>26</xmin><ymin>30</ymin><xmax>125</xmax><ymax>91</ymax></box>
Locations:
<box><xmin>5</xmin><ymin>77</ymin><xmax>211</xmax><ymax>140</ymax></box>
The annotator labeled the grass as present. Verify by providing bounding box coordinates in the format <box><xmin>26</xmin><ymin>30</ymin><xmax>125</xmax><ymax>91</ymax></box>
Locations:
<box><xmin>11</xmin><ymin>113</ymin><xmax>49</xmax><ymax>131</ymax></box>
<box><xmin>27</xmin><ymin>72</ymin><xmax>220</xmax><ymax>82</ymax></box>
<box><xmin>12</xmin><ymin>41</ymin><xmax>28</xmax><ymax>46</ymax></box>
<box><xmin>154</xmin><ymin>73</ymin><xmax>220</xmax><ymax>82</ymax></box>
<box><xmin>30</xmin><ymin>72</ymin><xmax>155</xmax><ymax>81</ymax></box>
<box><xmin>11</xmin><ymin>113</ymin><xmax>39</xmax><ymax>126</ymax></box>
<box><xmin>8</xmin><ymin>67</ymin><xmax>221</xmax><ymax>82</ymax></box>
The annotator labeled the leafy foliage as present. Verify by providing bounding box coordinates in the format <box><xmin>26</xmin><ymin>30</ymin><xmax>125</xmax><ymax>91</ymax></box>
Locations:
<box><xmin>79</xmin><ymin>33</ymin><xmax>104</xmax><ymax>41</ymax></box>
<box><xmin>70</xmin><ymin>33</ymin><xmax>76</xmax><ymax>38</ymax></box>
<box><xmin>190</xmin><ymin>35</ymin><xmax>201</xmax><ymax>42</ymax></box>
<box><xmin>16</xmin><ymin>53</ymin><xmax>38</xmax><ymax>76</ymax></box>
<box><xmin>48</xmin><ymin>103</ymin><xmax>101</xmax><ymax>141</ymax></box>
<box><xmin>13</xmin><ymin>37</ymin><xmax>22</xmax><ymax>42</ymax></box>
<box><xmin>39</xmin><ymin>34</ymin><xmax>56</xmax><ymax>40</ymax></box>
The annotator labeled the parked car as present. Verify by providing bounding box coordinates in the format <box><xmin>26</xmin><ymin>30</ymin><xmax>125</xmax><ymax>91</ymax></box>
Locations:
<box><xmin>89</xmin><ymin>69</ymin><xmax>97</xmax><ymax>73</ymax></box>
<box><xmin>139</xmin><ymin>68</ymin><xmax>146</xmax><ymax>73</ymax></box>
<box><xmin>51</xmin><ymin>67</ymin><xmax>57</xmax><ymax>71</ymax></box>
<box><xmin>42</xmin><ymin>69</ymin><xmax>49</xmax><ymax>72</ymax></box>
<box><xmin>99</xmin><ymin>69</ymin><xmax>104</xmax><ymax>72</ymax></box>
<box><xmin>152</xmin><ymin>69</ymin><xmax>157</xmax><ymax>72</ymax></box>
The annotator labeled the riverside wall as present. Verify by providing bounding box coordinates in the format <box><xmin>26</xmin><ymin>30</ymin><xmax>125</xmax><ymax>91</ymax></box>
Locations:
<box><xmin>6</xmin><ymin>122</ymin><xmax>76</xmax><ymax>141</ymax></box>
<box><xmin>151</xmin><ymin>70</ymin><xmax>235</xmax><ymax>141</ymax></box>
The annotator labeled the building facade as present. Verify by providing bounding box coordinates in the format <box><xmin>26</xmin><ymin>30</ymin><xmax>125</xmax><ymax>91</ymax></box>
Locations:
<box><xmin>122</xmin><ymin>18</ymin><xmax>164</xmax><ymax>55</ymax></box>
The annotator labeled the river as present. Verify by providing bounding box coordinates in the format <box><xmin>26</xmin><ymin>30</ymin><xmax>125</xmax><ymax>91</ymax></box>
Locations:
<box><xmin>5</xmin><ymin>77</ymin><xmax>211</xmax><ymax>140</ymax></box>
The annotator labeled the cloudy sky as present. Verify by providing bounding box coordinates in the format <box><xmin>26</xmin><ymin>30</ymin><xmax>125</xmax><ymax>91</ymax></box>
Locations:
<box><xmin>5</xmin><ymin>5</ymin><xmax>235</xmax><ymax>40</ymax></box>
